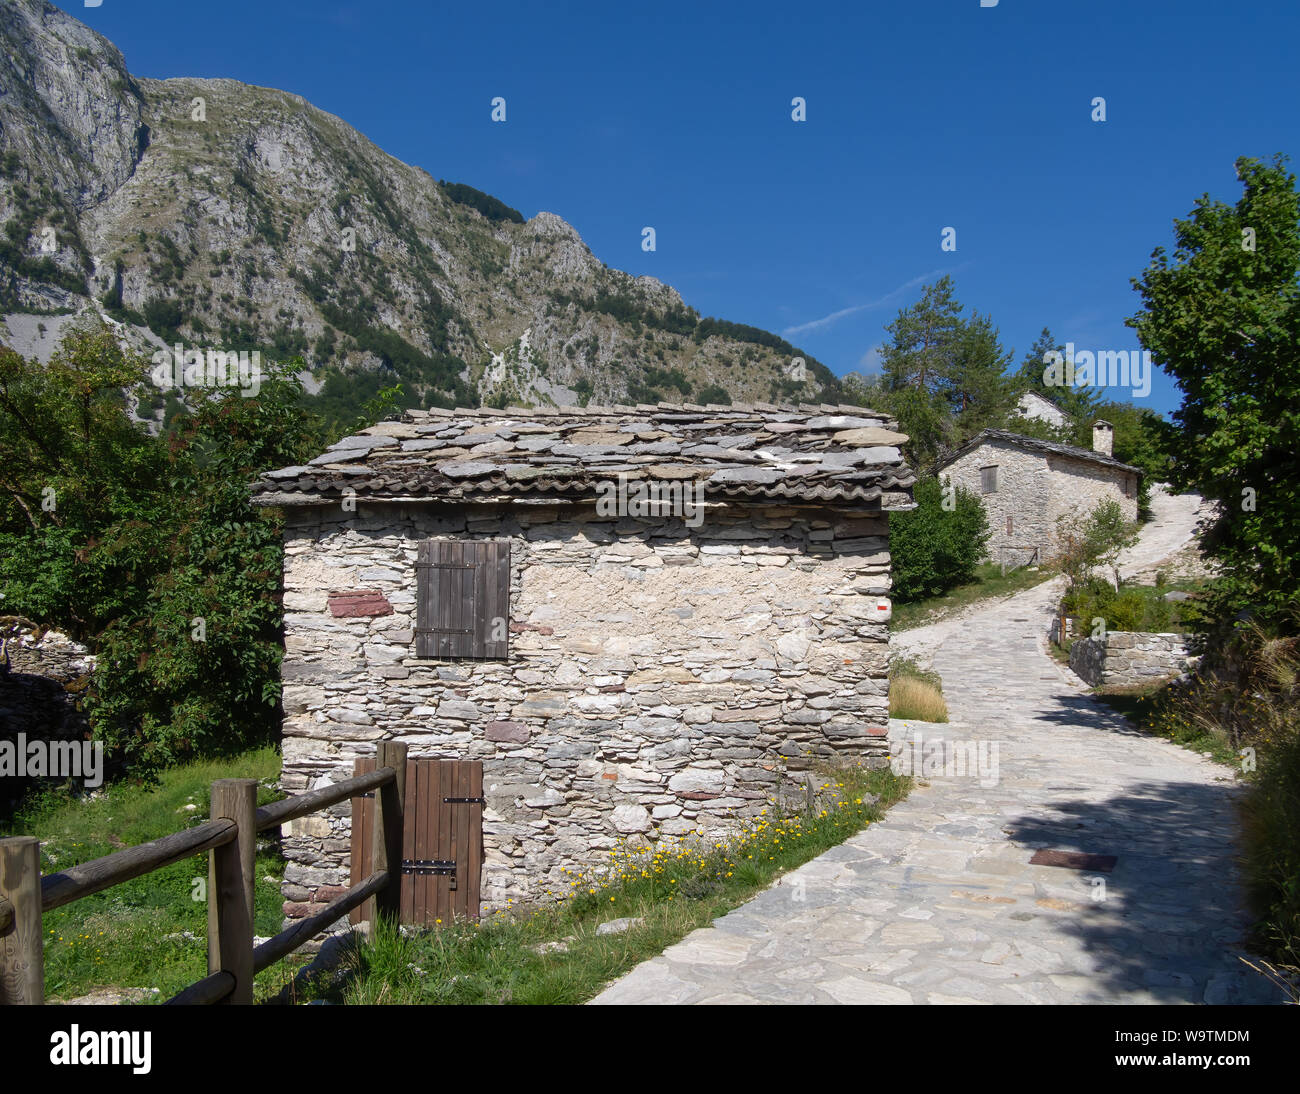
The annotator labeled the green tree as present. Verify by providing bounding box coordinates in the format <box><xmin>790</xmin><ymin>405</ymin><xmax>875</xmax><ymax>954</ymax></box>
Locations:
<box><xmin>876</xmin><ymin>384</ymin><xmax>952</xmax><ymax>474</ymax></box>
<box><xmin>89</xmin><ymin>359</ymin><xmax>323</xmax><ymax>773</ymax></box>
<box><xmin>890</xmin><ymin>476</ymin><xmax>990</xmax><ymax>602</ymax></box>
<box><xmin>0</xmin><ymin>324</ymin><xmax>170</xmax><ymax>635</ymax></box>
<box><xmin>875</xmin><ymin>277</ymin><xmax>966</xmax><ymax>472</ymax></box>
<box><xmin>945</xmin><ymin>313</ymin><xmax>1017</xmax><ymax>434</ymax></box>
<box><xmin>0</xmin><ymin>325</ymin><xmax>328</xmax><ymax>777</ymax></box>
<box><xmin>880</xmin><ymin>277</ymin><xmax>964</xmax><ymax>396</ymax></box>
<box><xmin>1128</xmin><ymin>154</ymin><xmax>1300</xmax><ymax>627</ymax></box>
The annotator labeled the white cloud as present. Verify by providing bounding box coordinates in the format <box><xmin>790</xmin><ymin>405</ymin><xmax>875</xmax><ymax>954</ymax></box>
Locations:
<box><xmin>857</xmin><ymin>344</ymin><xmax>883</xmax><ymax>373</ymax></box>
<box><xmin>781</xmin><ymin>266</ymin><xmax>966</xmax><ymax>338</ymax></box>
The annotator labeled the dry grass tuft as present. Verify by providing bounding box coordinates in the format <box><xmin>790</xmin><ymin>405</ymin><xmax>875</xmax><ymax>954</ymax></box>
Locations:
<box><xmin>890</xmin><ymin>674</ymin><xmax>949</xmax><ymax>722</ymax></box>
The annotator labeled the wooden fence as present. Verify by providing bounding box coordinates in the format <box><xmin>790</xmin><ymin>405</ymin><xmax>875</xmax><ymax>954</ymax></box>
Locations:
<box><xmin>0</xmin><ymin>741</ymin><xmax>408</xmax><ymax>1006</ymax></box>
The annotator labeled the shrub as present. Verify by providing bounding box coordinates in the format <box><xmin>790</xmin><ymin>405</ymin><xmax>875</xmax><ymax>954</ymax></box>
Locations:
<box><xmin>890</xmin><ymin>476</ymin><xmax>989</xmax><ymax>602</ymax></box>
<box><xmin>437</xmin><ymin>181</ymin><xmax>525</xmax><ymax>224</ymax></box>
<box><xmin>1062</xmin><ymin>579</ymin><xmax>1178</xmax><ymax>633</ymax></box>
<box><xmin>1055</xmin><ymin>498</ymin><xmax>1140</xmax><ymax>589</ymax></box>
<box><xmin>142</xmin><ymin>296</ymin><xmax>185</xmax><ymax>342</ymax></box>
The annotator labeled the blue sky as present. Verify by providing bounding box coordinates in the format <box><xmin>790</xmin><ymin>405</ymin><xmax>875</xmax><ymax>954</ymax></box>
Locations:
<box><xmin>73</xmin><ymin>0</ymin><xmax>1299</xmax><ymax>417</ymax></box>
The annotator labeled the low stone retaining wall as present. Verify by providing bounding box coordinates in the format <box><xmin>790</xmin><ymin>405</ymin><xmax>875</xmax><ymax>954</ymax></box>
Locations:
<box><xmin>1069</xmin><ymin>630</ymin><xmax>1197</xmax><ymax>687</ymax></box>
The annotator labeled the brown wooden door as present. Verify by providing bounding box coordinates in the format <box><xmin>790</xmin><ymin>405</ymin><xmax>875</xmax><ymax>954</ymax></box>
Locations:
<box><xmin>350</xmin><ymin>757</ymin><xmax>483</xmax><ymax>926</ymax></box>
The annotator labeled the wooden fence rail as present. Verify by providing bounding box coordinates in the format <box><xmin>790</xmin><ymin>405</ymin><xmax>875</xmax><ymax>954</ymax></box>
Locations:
<box><xmin>41</xmin><ymin>818</ymin><xmax>238</xmax><ymax>912</ymax></box>
<box><xmin>0</xmin><ymin>741</ymin><xmax>407</xmax><ymax>1006</ymax></box>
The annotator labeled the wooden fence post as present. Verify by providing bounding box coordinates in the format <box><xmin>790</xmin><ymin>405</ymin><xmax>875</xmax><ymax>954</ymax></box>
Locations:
<box><xmin>0</xmin><ymin>837</ymin><xmax>44</xmax><ymax>1004</ymax></box>
<box><xmin>208</xmin><ymin>779</ymin><xmax>257</xmax><ymax>1005</ymax></box>
<box><xmin>372</xmin><ymin>742</ymin><xmax>407</xmax><ymax>922</ymax></box>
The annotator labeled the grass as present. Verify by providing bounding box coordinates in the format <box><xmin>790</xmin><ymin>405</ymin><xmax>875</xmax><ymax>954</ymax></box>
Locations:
<box><xmin>1087</xmin><ymin>679</ymin><xmax>1239</xmax><ymax>766</ymax></box>
<box><xmin>892</xmin><ymin>562</ymin><xmax>1055</xmax><ymax>631</ymax></box>
<box><xmin>3</xmin><ymin>747</ymin><xmax>303</xmax><ymax>1003</ymax></box>
<box><xmin>300</xmin><ymin>763</ymin><xmax>909</xmax><ymax>1005</ymax></box>
<box><xmin>890</xmin><ymin>657</ymin><xmax>948</xmax><ymax>722</ymax></box>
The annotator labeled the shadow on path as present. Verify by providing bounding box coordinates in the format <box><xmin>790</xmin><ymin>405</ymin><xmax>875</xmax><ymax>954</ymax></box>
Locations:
<box><xmin>1003</xmin><ymin>780</ymin><xmax>1282</xmax><ymax>1003</ymax></box>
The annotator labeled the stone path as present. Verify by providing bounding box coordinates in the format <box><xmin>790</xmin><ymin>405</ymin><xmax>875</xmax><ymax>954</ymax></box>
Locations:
<box><xmin>893</xmin><ymin>485</ymin><xmax>1211</xmax><ymax>668</ymax></box>
<box><xmin>591</xmin><ymin>501</ymin><xmax>1285</xmax><ymax>1005</ymax></box>
<box><xmin>1118</xmin><ymin>485</ymin><xmax>1216</xmax><ymax>582</ymax></box>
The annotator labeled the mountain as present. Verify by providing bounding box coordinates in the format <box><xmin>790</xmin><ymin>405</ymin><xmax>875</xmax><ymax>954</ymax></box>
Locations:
<box><xmin>0</xmin><ymin>0</ymin><xmax>842</xmax><ymax>424</ymax></box>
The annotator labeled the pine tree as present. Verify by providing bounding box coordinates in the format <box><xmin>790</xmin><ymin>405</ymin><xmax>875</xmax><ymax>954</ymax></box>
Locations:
<box><xmin>879</xmin><ymin>276</ymin><xmax>964</xmax><ymax>397</ymax></box>
<box><xmin>876</xmin><ymin>277</ymin><xmax>965</xmax><ymax>471</ymax></box>
<box><xmin>946</xmin><ymin>312</ymin><xmax>1016</xmax><ymax>433</ymax></box>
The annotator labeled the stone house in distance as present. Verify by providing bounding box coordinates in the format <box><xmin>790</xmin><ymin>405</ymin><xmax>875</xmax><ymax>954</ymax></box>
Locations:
<box><xmin>251</xmin><ymin>402</ymin><xmax>915</xmax><ymax>921</ymax></box>
<box><xmin>938</xmin><ymin>420</ymin><xmax>1140</xmax><ymax>568</ymax></box>
<box><xmin>1014</xmin><ymin>391</ymin><xmax>1068</xmax><ymax>428</ymax></box>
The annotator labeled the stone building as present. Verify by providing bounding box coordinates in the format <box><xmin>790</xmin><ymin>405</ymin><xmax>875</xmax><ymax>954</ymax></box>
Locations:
<box><xmin>1014</xmin><ymin>391</ymin><xmax>1068</xmax><ymax>428</ymax></box>
<box><xmin>251</xmin><ymin>402</ymin><xmax>915</xmax><ymax>920</ymax></box>
<box><xmin>938</xmin><ymin>421</ymin><xmax>1139</xmax><ymax>567</ymax></box>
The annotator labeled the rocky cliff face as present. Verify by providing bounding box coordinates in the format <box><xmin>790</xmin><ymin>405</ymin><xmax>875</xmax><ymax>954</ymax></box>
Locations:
<box><xmin>0</xmin><ymin>0</ymin><xmax>839</xmax><ymax>416</ymax></box>
<box><xmin>0</xmin><ymin>0</ymin><xmax>145</xmax><ymax>203</ymax></box>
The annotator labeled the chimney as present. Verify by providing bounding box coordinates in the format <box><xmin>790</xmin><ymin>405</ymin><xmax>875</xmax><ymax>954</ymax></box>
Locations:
<box><xmin>1092</xmin><ymin>419</ymin><xmax>1113</xmax><ymax>457</ymax></box>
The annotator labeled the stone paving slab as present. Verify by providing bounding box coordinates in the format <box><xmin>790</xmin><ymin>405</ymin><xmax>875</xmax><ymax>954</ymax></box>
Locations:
<box><xmin>592</xmin><ymin>537</ymin><xmax>1287</xmax><ymax>1006</ymax></box>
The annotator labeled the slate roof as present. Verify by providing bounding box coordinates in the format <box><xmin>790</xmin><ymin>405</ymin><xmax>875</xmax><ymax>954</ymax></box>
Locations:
<box><xmin>251</xmin><ymin>402</ymin><xmax>917</xmax><ymax>510</ymax></box>
<box><xmin>1016</xmin><ymin>391</ymin><xmax>1068</xmax><ymax>420</ymax></box>
<box><xmin>938</xmin><ymin>429</ymin><xmax>1142</xmax><ymax>476</ymax></box>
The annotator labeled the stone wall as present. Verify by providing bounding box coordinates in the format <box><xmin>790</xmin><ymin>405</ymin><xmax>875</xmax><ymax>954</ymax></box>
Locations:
<box><xmin>277</xmin><ymin>499</ymin><xmax>893</xmax><ymax>924</ymax></box>
<box><xmin>1044</xmin><ymin>453</ymin><xmax>1138</xmax><ymax>529</ymax></box>
<box><xmin>942</xmin><ymin>441</ymin><xmax>1053</xmax><ymax>565</ymax></box>
<box><xmin>0</xmin><ymin>618</ymin><xmax>95</xmax><ymax>817</ymax></box>
<box><xmin>943</xmin><ymin>440</ymin><xmax>1138</xmax><ymax>564</ymax></box>
<box><xmin>1069</xmin><ymin>631</ymin><xmax>1197</xmax><ymax>687</ymax></box>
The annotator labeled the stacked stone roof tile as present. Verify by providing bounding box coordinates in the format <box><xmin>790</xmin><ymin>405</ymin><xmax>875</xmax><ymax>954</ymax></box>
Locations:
<box><xmin>939</xmin><ymin>428</ymin><xmax>1142</xmax><ymax>475</ymax></box>
<box><xmin>251</xmin><ymin>402</ymin><xmax>917</xmax><ymax>510</ymax></box>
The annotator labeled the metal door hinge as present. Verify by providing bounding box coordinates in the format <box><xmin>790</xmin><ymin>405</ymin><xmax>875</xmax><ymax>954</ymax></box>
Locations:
<box><xmin>401</xmin><ymin>859</ymin><xmax>456</xmax><ymax>876</ymax></box>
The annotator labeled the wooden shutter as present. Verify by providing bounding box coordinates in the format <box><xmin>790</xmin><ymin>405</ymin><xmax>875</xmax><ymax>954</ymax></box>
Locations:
<box><xmin>415</xmin><ymin>539</ymin><xmax>510</xmax><ymax>660</ymax></box>
<box><xmin>980</xmin><ymin>466</ymin><xmax>998</xmax><ymax>494</ymax></box>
